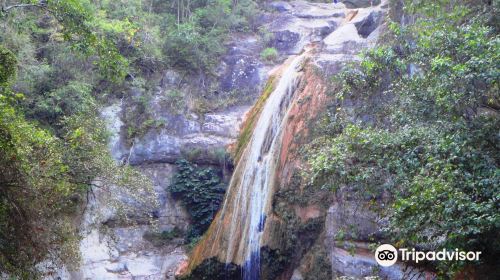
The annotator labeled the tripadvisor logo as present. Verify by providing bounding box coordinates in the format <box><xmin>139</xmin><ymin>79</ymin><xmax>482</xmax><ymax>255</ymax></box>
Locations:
<box><xmin>375</xmin><ymin>244</ymin><xmax>398</xmax><ymax>267</ymax></box>
<box><xmin>374</xmin><ymin>244</ymin><xmax>482</xmax><ymax>267</ymax></box>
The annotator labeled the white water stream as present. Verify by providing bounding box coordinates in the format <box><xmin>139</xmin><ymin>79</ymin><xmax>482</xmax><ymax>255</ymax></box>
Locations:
<box><xmin>209</xmin><ymin>52</ymin><xmax>308</xmax><ymax>280</ymax></box>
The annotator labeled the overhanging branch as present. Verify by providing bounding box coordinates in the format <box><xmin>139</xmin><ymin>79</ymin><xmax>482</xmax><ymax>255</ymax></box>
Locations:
<box><xmin>2</xmin><ymin>2</ymin><xmax>47</xmax><ymax>13</ymax></box>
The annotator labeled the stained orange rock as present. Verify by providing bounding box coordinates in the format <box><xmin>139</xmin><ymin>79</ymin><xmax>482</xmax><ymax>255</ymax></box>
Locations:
<box><xmin>181</xmin><ymin>49</ymin><xmax>330</xmax><ymax>278</ymax></box>
<box><xmin>175</xmin><ymin>260</ymin><xmax>189</xmax><ymax>276</ymax></box>
<box><xmin>276</xmin><ymin>60</ymin><xmax>329</xmax><ymax>187</ymax></box>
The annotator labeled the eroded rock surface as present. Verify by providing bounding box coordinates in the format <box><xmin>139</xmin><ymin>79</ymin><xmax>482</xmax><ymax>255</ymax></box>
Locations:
<box><xmin>266</xmin><ymin>1</ymin><xmax>345</xmax><ymax>54</ymax></box>
<box><xmin>70</xmin><ymin>163</ymin><xmax>189</xmax><ymax>280</ymax></box>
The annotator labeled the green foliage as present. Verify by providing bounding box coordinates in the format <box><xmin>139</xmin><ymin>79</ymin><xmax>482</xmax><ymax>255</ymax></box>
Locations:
<box><xmin>0</xmin><ymin>99</ymin><xmax>80</xmax><ymax>277</ymax></box>
<box><xmin>0</xmin><ymin>45</ymin><xmax>16</xmax><ymax>87</ymax></box>
<box><xmin>46</xmin><ymin>0</ymin><xmax>129</xmax><ymax>81</ymax></box>
<box><xmin>0</xmin><ymin>98</ymin><xmax>156</xmax><ymax>277</ymax></box>
<box><xmin>161</xmin><ymin>0</ymin><xmax>258</xmax><ymax>73</ymax></box>
<box><xmin>260</xmin><ymin>47</ymin><xmax>278</xmax><ymax>62</ymax></box>
<box><xmin>178</xmin><ymin>257</ymin><xmax>241</xmax><ymax>280</ymax></box>
<box><xmin>0</xmin><ymin>0</ymin><xmax>129</xmax><ymax>81</ymax></box>
<box><xmin>307</xmin><ymin>0</ymin><xmax>499</xmax><ymax>277</ymax></box>
<box><xmin>163</xmin><ymin>20</ymin><xmax>224</xmax><ymax>72</ymax></box>
<box><xmin>31</xmin><ymin>81</ymin><xmax>95</xmax><ymax>124</ymax></box>
<box><xmin>169</xmin><ymin>159</ymin><xmax>226</xmax><ymax>242</ymax></box>
<box><xmin>163</xmin><ymin>89</ymin><xmax>185</xmax><ymax>114</ymax></box>
<box><xmin>0</xmin><ymin>29</ymin><xmax>155</xmax><ymax>278</ymax></box>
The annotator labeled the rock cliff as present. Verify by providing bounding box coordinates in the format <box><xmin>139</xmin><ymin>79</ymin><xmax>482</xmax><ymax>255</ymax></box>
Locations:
<box><xmin>180</xmin><ymin>1</ymin><xmax>431</xmax><ymax>280</ymax></box>
<box><xmin>63</xmin><ymin>1</ymin><xmax>429</xmax><ymax>279</ymax></box>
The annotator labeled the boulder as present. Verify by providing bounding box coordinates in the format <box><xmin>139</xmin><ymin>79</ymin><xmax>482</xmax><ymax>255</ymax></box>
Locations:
<box><xmin>269</xmin><ymin>1</ymin><xmax>292</xmax><ymax>12</ymax></box>
<box><xmin>354</xmin><ymin>11</ymin><xmax>382</xmax><ymax>38</ymax></box>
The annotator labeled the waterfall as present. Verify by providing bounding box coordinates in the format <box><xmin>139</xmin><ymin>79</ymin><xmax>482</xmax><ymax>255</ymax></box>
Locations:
<box><xmin>228</xmin><ymin>51</ymin><xmax>306</xmax><ymax>280</ymax></box>
<box><xmin>189</xmin><ymin>50</ymin><xmax>309</xmax><ymax>279</ymax></box>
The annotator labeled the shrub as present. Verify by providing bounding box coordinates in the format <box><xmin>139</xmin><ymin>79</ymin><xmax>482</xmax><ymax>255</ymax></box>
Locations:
<box><xmin>163</xmin><ymin>89</ymin><xmax>185</xmax><ymax>114</ymax></box>
<box><xmin>307</xmin><ymin>0</ymin><xmax>500</xmax><ymax>276</ymax></box>
<box><xmin>0</xmin><ymin>45</ymin><xmax>16</xmax><ymax>86</ymax></box>
<box><xmin>260</xmin><ymin>47</ymin><xmax>278</xmax><ymax>62</ymax></box>
<box><xmin>169</xmin><ymin>160</ymin><xmax>226</xmax><ymax>242</ymax></box>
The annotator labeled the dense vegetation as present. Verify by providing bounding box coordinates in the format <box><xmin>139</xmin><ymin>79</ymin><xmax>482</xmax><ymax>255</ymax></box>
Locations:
<box><xmin>308</xmin><ymin>0</ymin><xmax>499</xmax><ymax>277</ymax></box>
<box><xmin>1</xmin><ymin>0</ymin><xmax>257</xmax><ymax>277</ymax></box>
<box><xmin>0</xmin><ymin>2</ymin><xmax>159</xmax><ymax>278</ymax></box>
<box><xmin>169</xmin><ymin>159</ymin><xmax>226</xmax><ymax>243</ymax></box>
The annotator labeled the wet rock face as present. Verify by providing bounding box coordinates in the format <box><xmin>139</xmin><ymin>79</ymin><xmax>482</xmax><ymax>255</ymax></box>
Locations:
<box><xmin>256</xmin><ymin>1</ymin><xmax>432</xmax><ymax>279</ymax></box>
<box><xmin>266</xmin><ymin>1</ymin><xmax>345</xmax><ymax>55</ymax></box>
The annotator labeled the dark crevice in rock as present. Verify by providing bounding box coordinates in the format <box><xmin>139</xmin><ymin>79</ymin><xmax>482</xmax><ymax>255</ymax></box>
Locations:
<box><xmin>354</xmin><ymin>11</ymin><xmax>381</xmax><ymax>38</ymax></box>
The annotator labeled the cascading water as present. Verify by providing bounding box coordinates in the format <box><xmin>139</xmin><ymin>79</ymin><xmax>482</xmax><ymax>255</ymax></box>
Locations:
<box><xmin>237</xmin><ymin>53</ymin><xmax>307</xmax><ymax>280</ymax></box>
<box><xmin>174</xmin><ymin>1</ymin><xmax>391</xmax><ymax>278</ymax></box>
<box><xmin>188</xmin><ymin>50</ymin><xmax>309</xmax><ymax>279</ymax></box>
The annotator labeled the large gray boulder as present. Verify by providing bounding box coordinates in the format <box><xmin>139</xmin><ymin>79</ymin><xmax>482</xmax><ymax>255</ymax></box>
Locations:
<box><xmin>269</xmin><ymin>1</ymin><xmax>293</xmax><ymax>12</ymax></box>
